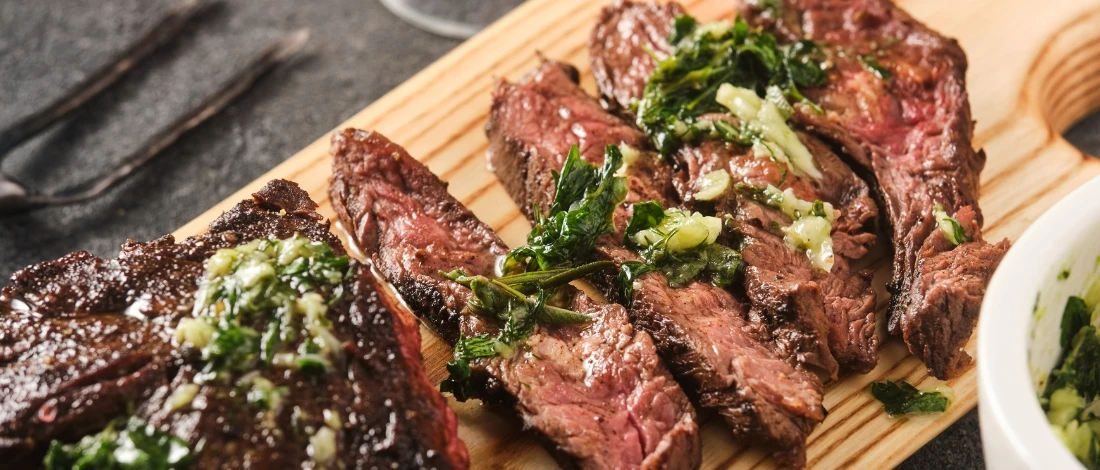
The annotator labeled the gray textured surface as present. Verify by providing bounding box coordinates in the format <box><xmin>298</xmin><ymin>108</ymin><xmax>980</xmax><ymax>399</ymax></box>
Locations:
<box><xmin>1065</xmin><ymin>112</ymin><xmax>1100</xmax><ymax>156</ymax></box>
<box><xmin>6</xmin><ymin>0</ymin><xmax>1088</xmax><ymax>468</ymax></box>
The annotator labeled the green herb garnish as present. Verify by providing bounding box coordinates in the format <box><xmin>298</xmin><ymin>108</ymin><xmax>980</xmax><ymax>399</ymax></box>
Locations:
<box><xmin>636</xmin><ymin>14</ymin><xmax>827</xmax><ymax>155</ymax></box>
<box><xmin>933</xmin><ymin>202</ymin><xmax>969</xmax><ymax>245</ymax></box>
<box><xmin>616</xmin><ymin>261</ymin><xmax>658</xmax><ymax>304</ymax></box>
<box><xmin>444</xmin><ymin>270</ymin><xmax>599</xmax><ymax>327</ymax></box>
<box><xmin>624</xmin><ymin>200</ymin><xmax>667</xmax><ymax>241</ymax></box>
<box><xmin>439</xmin><ymin>265</ymin><xmax>602</xmax><ymax>401</ymax></box>
<box><xmin>1062</xmin><ymin>296</ymin><xmax>1092</xmax><ymax>349</ymax></box>
<box><xmin>245</xmin><ymin>382</ymin><xmax>288</xmax><ymax>412</ymax></box>
<box><xmin>297</xmin><ymin>355</ymin><xmax>331</xmax><ymax>377</ymax></box>
<box><xmin>859</xmin><ymin>54</ymin><xmax>892</xmax><ymax>80</ymax></box>
<box><xmin>870</xmin><ymin>380</ymin><xmax>950</xmax><ymax>417</ymax></box>
<box><xmin>1067</xmin><ymin>327</ymin><xmax>1100</xmax><ymax>400</ymax></box>
<box><xmin>441</xmin><ymin>146</ymin><xmax>632</xmax><ymax>400</ymax></box>
<box><xmin>493</xmin><ymin>261</ymin><xmax>614</xmax><ymax>296</ymax></box>
<box><xmin>44</xmin><ymin>417</ymin><xmax>192</xmax><ymax>470</ymax></box>
<box><xmin>622</xmin><ymin>202</ymin><xmax>743</xmax><ymax>288</ymax></box>
<box><xmin>1046</xmin><ymin>323</ymin><xmax>1100</xmax><ymax>403</ymax></box>
<box><xmin>179</xmin><ymin>236</ymin><xmax>350</xmax><ymax>375</ymax></box>
<box><xmin>440</xmin><ymin>335</ymin><xmax>496</xmax><ymax>401</ymax></box>
<box><xmin>505</xmin><ymin>145</ymin><xmax>628</xmax><ymax>272</ymax></box>
<box><xmin>203</xmin><ymin>322</ymin><xmax>261</xmax><ymax>374</ymax></box>
<box><xmin>440</xmin><ymin>147</ymin><xmax>630</xmax><ymax>400</ymax></box>
<box><xmin>1041</xmin><ymin>288</ymin><xmax>1100</xmax><ymax>468</ymax></box>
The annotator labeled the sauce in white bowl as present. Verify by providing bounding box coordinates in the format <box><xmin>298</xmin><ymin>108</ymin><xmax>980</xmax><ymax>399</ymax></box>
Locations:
<box><xmin>979</xmin><ymin>175</ymin><xmax>1100</xmax><ymax>469</ymax></box>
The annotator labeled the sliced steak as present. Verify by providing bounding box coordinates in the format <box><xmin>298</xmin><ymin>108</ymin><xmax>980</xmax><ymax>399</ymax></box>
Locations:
<box><xmin>488</xmin><ymin>60</ymin><xmax>825</xmax><ymax>467</ymax></box>
<box><xmin>588</xmin><ymin>2</ymin><xmax>879</xmax><ymax>374</ymax></box>
<box><xmin>589</xmin><ymin>0</ymin><xmax>687</xmax><ymax>117</ymax></box>
<box><xmin>0</xmin><ymin>180</ymin><xmax>469</xmax><ymax>469</ymax></box>
<box><xmin>738</xmin><ymin>0</ymin><xmax>1011</xmax><ymax>379</ymax></box>
<box><xmin>486</xmin><ymin>60</ymin><xmax>677</xmax><ymax>230</ymax></box>
<box><xmin>328</xmin><ymin>129</ymin><xmax>700</xmax><ymax>470</ymax></box>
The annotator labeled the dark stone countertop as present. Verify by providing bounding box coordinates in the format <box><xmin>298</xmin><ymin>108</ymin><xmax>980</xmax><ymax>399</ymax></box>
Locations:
<box><xmin>6</xmin><ymin>1</ymin><xmax>1097</xmax><ymax>468</ymax></box>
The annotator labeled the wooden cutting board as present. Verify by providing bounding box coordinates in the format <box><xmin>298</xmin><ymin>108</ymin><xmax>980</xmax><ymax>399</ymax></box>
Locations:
<box><xmin>174</xmin><ymin>0</ymin><xmax>1100</xmax><ymax>467</ymax></box>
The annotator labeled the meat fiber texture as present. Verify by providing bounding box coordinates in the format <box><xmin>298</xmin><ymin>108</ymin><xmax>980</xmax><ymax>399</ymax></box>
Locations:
<box><xmin>328</xmin><ymin>128</ymin><xmax>701</xmax><ymax>470</ymax></box>
<box><xmin>487</xmin><ymin>59</ymin><xmax>825</xmax><ymax>468</ymax></box>
<box><xmin>588</xmin><ymin>0</ymin><xmax>882</xmax><ymax>375</ymax></box>
<box><xmin>737</xmin><ymin>0</ymin><xmax>1010</xmax><ymax>379</ymax></box>
<box><xmin>0</xmin><ymin>180</ymin><xmax>469</xmax><ymax>469</ymax></box>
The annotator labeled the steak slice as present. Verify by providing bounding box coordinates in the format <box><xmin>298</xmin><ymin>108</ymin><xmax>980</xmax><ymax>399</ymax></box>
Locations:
<box><xmin>588</xmin><ymin>2</ymin><xmax>880</xmax><ymax>374</ymax></box>
<box><xmin>328</xmin><ymin>129</ymin><xmax>700</xmax><ymax>470</ymax></box>
<box><xmin>738</xmin><ymin>0</ymin><xmax>1011</xmax><ymax>379</ymax></box>
<box><xmin>488</xmin><ymin>60</ymin><xmax>825</xmax><ymax>468</ymax></box>
<box><xmin>589</xmin><ymin>0</ymin><xmax>687</xmax><ymax>118</ymax></box>
<box><xmin>0</xmin><ymin>180</ymin><xmax>468</xmax><ymax>469</ymax></box>
<box><xmin>486</xmin><ymin>60</ymin><xmax>678</xmax><ymax>230</ymax></box>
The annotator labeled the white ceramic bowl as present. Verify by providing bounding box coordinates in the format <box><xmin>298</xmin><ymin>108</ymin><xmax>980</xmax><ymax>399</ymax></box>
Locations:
<box><xmin>979</xmin><ymin>175</ymin><xmax>1100</xmax><ymax>469</ymax></box>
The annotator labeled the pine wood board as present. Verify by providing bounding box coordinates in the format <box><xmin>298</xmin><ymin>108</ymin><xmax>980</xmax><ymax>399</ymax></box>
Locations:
<box><xmin>173</xmin><ymin>0</ymin><xmax>1100</xmax><ymax>467</ymax></box>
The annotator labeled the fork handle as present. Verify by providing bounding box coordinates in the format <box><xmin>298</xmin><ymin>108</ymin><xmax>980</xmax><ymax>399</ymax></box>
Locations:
<box><xmin>0</xmin><ymin>0</ymin><xmax>206</xmax><ymax>158</ymax></box>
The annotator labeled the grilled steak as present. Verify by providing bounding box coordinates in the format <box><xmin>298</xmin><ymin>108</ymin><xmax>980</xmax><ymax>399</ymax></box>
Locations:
<box><xmin>737</xmin><ymin>0</ymin><xmax>1011</xmax><ymax>379</ymax></box>
<box><xmin>589</xmin><ymin>0</ymin><xmax>687</xmax><ymax>119</ymax></box>
<box><xmin>487</xmin><ymin>60</ymin><xmax>825</xmax><ymax>468</ymax></box>
<box><xmin>0</xmin><ymin>180</ymin><xmax>468</xmax><ymax>469</ymax></box>
<box><xmin>486</xmin><ymin>61</ymin><xmax>677</xmax><ymax>229</ymax></box>
<box><xmin>588</xmin><ymin>1</ymin><xmax>880</xmax><ymax>374</ymax></box>
<box><xmin>328</xmin><ymin>129</ymin><xmax>701</xmax><ymax>470</ymax></box>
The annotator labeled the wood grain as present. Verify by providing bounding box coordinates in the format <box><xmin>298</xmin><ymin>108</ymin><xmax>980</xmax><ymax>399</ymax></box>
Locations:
<box><xmin>173</xmin><ymin>0</ymin><xmax>1100</xmax><ymax>467</ymax></box>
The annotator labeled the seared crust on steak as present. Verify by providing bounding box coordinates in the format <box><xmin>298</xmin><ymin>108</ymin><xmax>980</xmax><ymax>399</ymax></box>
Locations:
<box><xmin>0</xmin><ymin>180</ymin><xmax>469</xmax><ymax>469</ymax></box>
<box><xmin>588</xmin><ymin>0</ymin><xmax>881</xmax><ymax>375</ymax></box>
<box><xmin>487</xmin><ymin>60</ymin><xmax>825</xmax><ymax>468</ymax></box>
<box><xmin>329</xmin><ymin>129</ymin><xmax>701</xmax><ymax>470</ymax></box>
<box><xmin>738</xmin><ymin>0</ymin><xmax>1010</xmax><ymax>379</ymax></box>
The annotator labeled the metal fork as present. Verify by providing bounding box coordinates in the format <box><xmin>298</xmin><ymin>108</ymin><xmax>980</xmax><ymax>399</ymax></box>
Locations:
<box><xmin>0</xmin><ymin>0</ymin><xmax>309</xmax><ymax>216</ymax></box>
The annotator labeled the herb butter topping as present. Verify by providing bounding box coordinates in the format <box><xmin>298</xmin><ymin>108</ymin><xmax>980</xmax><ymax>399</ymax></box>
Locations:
<box><xmin>624</xmin><ymin>202</ymin><xmax>743</xmax><ymax>289</ymax></box>
<box><xmin>44</xmin><ymin>417</ymin><xmax>192</xmax><ymax>470</ymax></box>
<box><xmin>933</xmin><ymin>202</ymin><xmax>969</xmax><ymax>246</ymax></box>
<box><xmin>693</xmin><ymin>169</ymin><xmax>732</xmax><ymax>201</ymax></box>
<box><xmin>42</xmin><ymin>235</ymin><xmax>351</xmax><ymax>469</ymax></box>
<box><xmin>630</xmin><ymin>207</ymin><xmax>723</xmax><ymax>253</ymax></box>
<box><xmin>1043</xmin><ymin>290</ymin><xmax>1100</xmax><ymax>467</ymax></box>
<box><xmin>636</xmin><ymin>13</ymin><xmax>828</xmax><ymax>161</ymax></box>
<box><xmin>716</xmin><ymin>84</ymin><xmax>821</xmax><ymax>179</ymax></box>
<box><xmin>761</xmin><ymin>185</ymin><xmax>836</xmax><ymax>272</ymax></box>
<box><xmin>178</xmin><ymin>235</ymin><xmax>349</xmax><ymax>375</ymax></box>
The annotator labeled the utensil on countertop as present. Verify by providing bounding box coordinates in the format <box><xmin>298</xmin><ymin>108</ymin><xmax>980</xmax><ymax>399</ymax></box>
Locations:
<box><xmin>0</xmin><ymin>0</ymin><xmax>207</xmax><ymax>157</ymax></box>
<box><xmin>0</xmin><ymin>3</ymin><xmax>309</xmax><ymax>216</ymax></box>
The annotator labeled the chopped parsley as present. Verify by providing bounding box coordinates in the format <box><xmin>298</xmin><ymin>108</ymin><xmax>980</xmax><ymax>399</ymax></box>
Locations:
<box><xmin>870</xmin><ymin>380</ymin><xmax>950</xmax><ymax>417</ymax></box>
<box><xmin>44</xmin><ymin>417</ymin><xmax>192</xmax><ymax>470</ymax></box>
<box><xmin>244</xmin><ymin>376</ymin><xmax>289</xmax><ymax>412</ymax></box>
<box><xmin>637</xmin><ymin>14</ymin><xmax>827</xmax><ymax>155</ymax></box>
